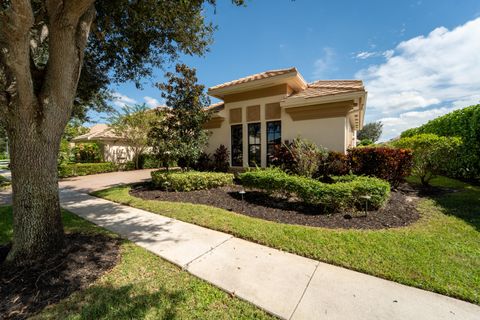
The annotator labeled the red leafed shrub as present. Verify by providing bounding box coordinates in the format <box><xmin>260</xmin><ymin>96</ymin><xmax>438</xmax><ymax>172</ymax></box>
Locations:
<box><xmin>270</xmin><ymin>143</ymin><xmax>296</xmax><ymax>171</ymax></box>
<box><xmin>348</xmin><ymin>147</ymin><xmax>413</xmax><ymax>188</ymax></box>
<box><xmin>317</xmin><ymin>151</ymin><xmax>349</xmax><ymax>180</ymax></box>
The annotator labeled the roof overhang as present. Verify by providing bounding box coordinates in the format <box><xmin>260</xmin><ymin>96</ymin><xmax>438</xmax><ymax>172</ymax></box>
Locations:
<box><xmin>281</xmin><ymin>91</ymin><xmax>367</xmax><ymax>131</ymax></box>
<box><xmin>208</xmin><ymin>70</ymin><xmax>307</xmax><ymax>99</ymax></box>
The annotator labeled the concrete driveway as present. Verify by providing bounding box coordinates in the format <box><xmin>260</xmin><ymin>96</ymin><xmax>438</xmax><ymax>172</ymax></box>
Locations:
<box><xmin>59</xmin><ymin>169</ymin><xmax>155</xmax><ymax>193</ymax></box>
<box><xmin>0</xmin><ymin>169</ymin><xmax>154</xmax><ymax>205</ymax></box>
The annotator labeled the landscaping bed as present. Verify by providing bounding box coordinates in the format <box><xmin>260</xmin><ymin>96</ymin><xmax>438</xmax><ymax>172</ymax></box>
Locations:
<box><xmin>0</xmin><ymin>207</ymin><xmax>271</xmax><ymax>319</ymax></box>
<box><xmin>130</xmin><ymin>183</ymin><xmax>419</xmax><ymax>229</ymax></box>
<box><xmin>0</xmin><ymin>233</ymin><xmax>121</xmax><ymax>320</ymax></box>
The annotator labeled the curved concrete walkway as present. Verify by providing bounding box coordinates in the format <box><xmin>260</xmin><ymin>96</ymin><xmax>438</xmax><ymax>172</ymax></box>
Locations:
<box><xmin>3</xmin><ymin>170</ymin><xmax>480</xmax><ymax>319</ymax></box>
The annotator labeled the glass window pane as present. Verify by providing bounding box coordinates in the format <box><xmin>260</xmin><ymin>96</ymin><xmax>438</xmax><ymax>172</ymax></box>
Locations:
<box><xmin>266</xmin><ymin>121</ymin><xmax>281</xmax><ymax>166</ymax></box>
<box><xmin>231</xmin><ymin>125</ymin><xmax>243</xmax><ymax>166</ymax></box>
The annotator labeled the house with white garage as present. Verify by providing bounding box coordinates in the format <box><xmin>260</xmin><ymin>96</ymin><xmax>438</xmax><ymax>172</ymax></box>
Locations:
<box><xmin>203</xmin><ymin>67</ymin><xmax>367</xmax><ymax>168</ymax></box>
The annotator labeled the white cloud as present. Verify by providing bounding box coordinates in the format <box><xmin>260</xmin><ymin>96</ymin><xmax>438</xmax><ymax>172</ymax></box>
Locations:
<box><xmin>356</xmin><ymin>18</ymin><xmax>480</xmax><ymax>140</ymax></box>
<box><xmin>112</xmin><ymin>92</ymin><xmax>137</xmax><ymax>108</ymax></box>
<box><xmin>355</xmin><ymin>50</ymin><xmax>395</xmax><ymax>60</ymax></box>
<box><xmin>356</xmin><ymin>51</ymin><xmax>377</xmax><ymax>59</ymax></box>
<box><xmin>313</xmin><ymin>47</ymin><xmax>336</xmax><ymax>79</ymax></box>
<box><xmin>378</xmin><ymin>106</ymin><xmax>463</xmax><ymax>141</ymax></box>
<box><xmin>144</xmin><ymin>96</ymin><xmax>160</xmax><ymax>108</ymax></box>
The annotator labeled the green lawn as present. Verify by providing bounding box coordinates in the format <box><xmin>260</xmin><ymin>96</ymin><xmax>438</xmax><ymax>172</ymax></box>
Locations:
<box><xmin>94</xmin><ymin>176</ymin><xmax>480</xmax><ymax>304</ymax></box>
<box><xmin>0</xmin><ymin>206</ymin><xmax>272</xmax><ymax>319</ymax></box>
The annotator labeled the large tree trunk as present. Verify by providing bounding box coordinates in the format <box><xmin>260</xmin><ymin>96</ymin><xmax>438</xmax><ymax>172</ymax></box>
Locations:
<box><xmin>0</xmin><ymin>1</ymin><xmax>96</xmax><ymax>266</ymax></box>
<box><xmin>6</xmin><ymin>122</ymin><xmax>64</xmax><ymax>265</ymax></box>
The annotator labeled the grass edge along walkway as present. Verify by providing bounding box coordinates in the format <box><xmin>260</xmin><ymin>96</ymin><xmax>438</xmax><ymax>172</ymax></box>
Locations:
<box><xmin>93</xmin><ymin>176</ymin><xmax>480</xmax><ymax>305</ymax></box>
<box><xmin>0</xmin><ymin>206</ymin><xmax>273</xmax><ymax>320</ymax></box>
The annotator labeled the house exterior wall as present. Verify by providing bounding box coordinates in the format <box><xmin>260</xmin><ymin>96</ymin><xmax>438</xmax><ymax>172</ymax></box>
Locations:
<box><xmin>205</xmin><ymin>92</ymin><xmax>350</xmax><ymax>168</ymax></box>
<box><xmin>102</xmin><ymin>141</ymin><xmax>134</xmax><ymax>163</ymax></box>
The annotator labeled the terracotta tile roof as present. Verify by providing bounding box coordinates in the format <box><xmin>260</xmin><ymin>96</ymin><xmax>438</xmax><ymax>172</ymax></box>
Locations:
<box><xmin>288</xmin><ymin>80</ymin><xmax>365</xmax><ymax>99</ymax></box>
<box><xmin>209</xmin><ymin>67</ymin><xmax>298</xmax><ymax>91</ymax></box>
<box><xmin>72</xmin><ymin>124</ymin><xmax>122</xmax><ymax>142</ymax></box>
<box><xmin>205</xmin><ymin>101</ymin><xmax>225</xmax><ymax>112</ymax></box>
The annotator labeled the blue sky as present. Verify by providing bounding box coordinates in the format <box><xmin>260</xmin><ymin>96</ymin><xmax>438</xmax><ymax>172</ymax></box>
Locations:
<box><xmin>101</xmin><ymin>0</ymin><xmax>480</xmax><ymax>140</ymax></box>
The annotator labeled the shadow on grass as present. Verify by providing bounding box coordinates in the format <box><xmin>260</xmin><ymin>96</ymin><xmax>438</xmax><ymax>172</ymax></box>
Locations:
<box><xmin>408</xmin><ymin>176</ymin><xmax>480</xmax><ymax>232</ymax></box>
<box><xmin>431</xmin><ymin>186</ymin><xmax>480</xmax><ymax>232</ymax></box>
<box><xmin>42</xmin><ymin>284</ymin><xmax>186</xmax><ymax>320</ymax></box>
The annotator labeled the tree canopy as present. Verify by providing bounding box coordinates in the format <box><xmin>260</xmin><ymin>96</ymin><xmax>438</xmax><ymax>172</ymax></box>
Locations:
<box><xmin>149</xmin><ymin>64</ymin><xmax>211</xmax><ymax>169</ymax></box>
<box><xmin>0</xmin><ymin>0</ymin><xmax>244</xmax><ymax>265</ymax></box>
<box><xmin>109</xmin><ymin>104</ymin><xmax>158</xmax><ymax>169</ymax></box>
<box><xmin>357</xmin><ymin>121</ymin><xmax>383</xmax><ymax>143</ymax></box>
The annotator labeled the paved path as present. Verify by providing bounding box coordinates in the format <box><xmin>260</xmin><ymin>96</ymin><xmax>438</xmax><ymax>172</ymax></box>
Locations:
<box><xmin>3</xmin><ymin>170</ymin><xmax>480</xmax><ymax>319</ymax></box>
<box><xmin>59</xmin><ymin>187</ymin><xmax>480</xmax><ymax>319</ymax></box>
<box><xmin>0</xmin><ymin>169</ymin><xmax>154</xmax><ymax>205</ymax></box>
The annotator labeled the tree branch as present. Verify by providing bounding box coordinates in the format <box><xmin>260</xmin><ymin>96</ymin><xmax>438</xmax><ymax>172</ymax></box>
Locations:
<box><xmin>0</xmin><ymin>0</ymin><xmax>35</xmax><ymax>121</ymax></box>
<box><xmin>46</xmin><ymin>0</ymin><xmax>95</xmax><ymax>26</ymax></box>
<box><xmin>40</xmin><ymin>3</ymin><xmax>95</xmax><ymax>134</ymax></box>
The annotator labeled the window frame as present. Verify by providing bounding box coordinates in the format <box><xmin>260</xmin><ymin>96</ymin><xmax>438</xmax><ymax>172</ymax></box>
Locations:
<box><xmin>266</xmin><ymin>121</ymin><xmax>281</xmax><ymax>166</ymax></box>
<box><xmin>247</xmin><ymin>122</ymin><xmax>261</xmax><ymax>167</ymax></box>
<box><xmin>230</xmin><ymin>124</ymin><xmax>243</xmax><ymax>167</ymax></box>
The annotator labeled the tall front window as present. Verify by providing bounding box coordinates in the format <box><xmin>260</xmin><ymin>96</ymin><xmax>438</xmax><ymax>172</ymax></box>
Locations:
<box><xmin>248</xmin><ymin>123</ymin><xmax>261</xmax><ymax>167</ymax></box>
<box><xmin>231</xmin><ymin>125</ymin><xmax>243</xmax><ymax>166</ymax></box>
<box><xmin>266</xmin><ymin>121</ymin><xmax>281</xmax><ymax>165</ymax></box>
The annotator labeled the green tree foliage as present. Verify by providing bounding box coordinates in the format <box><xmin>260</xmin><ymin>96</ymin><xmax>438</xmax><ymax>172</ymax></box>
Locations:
<box><xmin>109</xmin><ymin>104</ymin><xmax>158</xmax><ymax>169</ymax></box>
<box><xmin>149</xmin><ymin>64</ymin><xmax>211</xmax><ymax>170</ymax></box>
<box><xmin>357</xmin><ymin>121</ymin><xmax>383</xmax><ymax>143</ymax></box>
<box><xmin>358</xmin><ymin>139</ymin><xmax>374</xmax><ymax>146</ymax></box>
<box><xmin>0</xmin><ymin>0</ymin><xmax>245</xmax><ymax>264</ymax></box>
<box><xmin>401</xmin><ymin>105</ymin><xmax>480</xmax><ymax>179</ymax></box>
<box><xmin>393</xmin><ymin>134</ymin><xmax>462</xmax><ymax>186</ymax></box>
<box><xmin>58</xmin><ymin>121</ymin><xmax>89</xmax><ymax>165</ymax></box>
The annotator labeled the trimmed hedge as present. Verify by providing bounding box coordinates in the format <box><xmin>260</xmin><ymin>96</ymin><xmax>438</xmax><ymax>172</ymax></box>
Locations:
<box><xmin>151</xmin><ymin>170</ymin><xmax>234</xmax><ymax>191</ymax></box>
<box><xmin>348</xmin><ymin>147</ymin><xmax>413</xmax><ymax>188</ymax></box>
<box><xmin>240</xmin><ymin>168</ymin><xmax>390</xmax><ymax>212</ymax></box>
<box><xmin>0</xmin><ymin>175</ymin><xmax>10</xmax><ymax>189</ymax></box>
<box><xmin>58</xmin><ymin>162</ymin><xmax>118</xmax><ymax>178</ymax></box>
<box><xmin>401</xmin><ymin>104</ymin><xmax>480</xmax><ymax>179</ymax></box>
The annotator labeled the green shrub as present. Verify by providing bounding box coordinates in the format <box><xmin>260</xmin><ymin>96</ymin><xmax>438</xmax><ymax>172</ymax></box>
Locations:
<box><xmin>58</xmin><ymin>162</ymin><xmax>117</xmax><ymax>178</ymax></box>
<box><xmin>271</xmin><ymin>137</ymin><xmax>327</xmax><ymax>178</ymax></box>
<box><xmin>393</xmin><ymin>134</ymin><xmax>462</xmax><ymax>186</ymax></box>
<box><xmin>358</xmin><ymin>139</ymin><xmax>374</xmax><ymax>146</ymax></box>
<box><xmin>151</xmin><ymin>170</ymin><xmax>234</xmax><ymax>191</ymax></box>
<box><xmin>240</xmin><ymin>168</ymin><xmax>390</xmax><ymax>212</ymax></box>
<box><xmin>348</xmin><ymin>147</ymin><xmax>413</xmax><ymax>188</ymax></box>
<box><xmin>401</xmin><ymin>104</ymin><xmax>480</xmax><ymax>179</ymax></box>
<box><xmin>213</xmin><ymin>144</ymin><xmax>230</xmax><ymax>172</ymax></box>
<box><xmin>142</xmin><ymin>154</ymin><xmax>163</xmax><ymax>169</ymax></box>
<box><xmin>71</xmin><ymin>142</ymin><xmax>102</xmax><ymax>163</ymax></box>
<box><xmin>0</xmin><ymin>175</ymin><xmax>10</xmax><ymax>188</ymax></box>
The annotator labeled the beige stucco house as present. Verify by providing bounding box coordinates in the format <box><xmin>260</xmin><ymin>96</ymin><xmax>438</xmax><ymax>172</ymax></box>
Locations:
<box><xmin>203</xmin><ymin>67</ymin><xmax>367</xmax><ymax>168</ymax></box>
<box><xmin>72</xmin><ymin>124</ymin><xmax>134</xmax><ymax>163</ymax></box>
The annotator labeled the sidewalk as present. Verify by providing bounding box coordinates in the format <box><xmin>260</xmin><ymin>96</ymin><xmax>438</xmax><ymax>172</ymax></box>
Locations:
<box><xmin>60</xmin><ymin>190</ymin><xmax>480</xmax><ymax>320</ymax></box>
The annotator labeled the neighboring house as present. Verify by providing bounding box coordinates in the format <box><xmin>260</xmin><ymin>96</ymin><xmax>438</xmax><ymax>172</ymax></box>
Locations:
<box><xmin>72</xmin><ymin>124</ymin><xmax>134</xmax><ymax>163</ymax></box>
<box><xmin>203</xmin><ymin>67</ymin><xmax>367</xmax><ymax>168</ymax></box>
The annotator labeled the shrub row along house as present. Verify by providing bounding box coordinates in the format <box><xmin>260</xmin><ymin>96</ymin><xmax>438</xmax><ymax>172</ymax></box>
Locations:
<box><xmin>73</xmin><ymin>67</ymin><xmax>367</xmax><ymax>168</ymax></box>
<box><xmin>204</xmin><ymin>67</ymin><xmax>367</xmax><ymax>168</ymax></box>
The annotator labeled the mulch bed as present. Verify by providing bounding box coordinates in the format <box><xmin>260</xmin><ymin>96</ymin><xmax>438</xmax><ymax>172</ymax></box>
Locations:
<box><xmin>130</xmin><ymin>183</ymin><xmax>422</xmax><ymax>230</ymax></box>
<box><xmin>0</xmin><ymin>233</ymin><xmax>121</xmax><ymax>320</ymax></box>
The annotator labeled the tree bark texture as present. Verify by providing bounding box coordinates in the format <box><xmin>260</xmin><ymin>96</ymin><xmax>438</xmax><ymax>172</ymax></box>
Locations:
<box><xmin>0</xmin><ymin>0</ymin><xmax>96</xmax><ymax>265</ymax></box>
